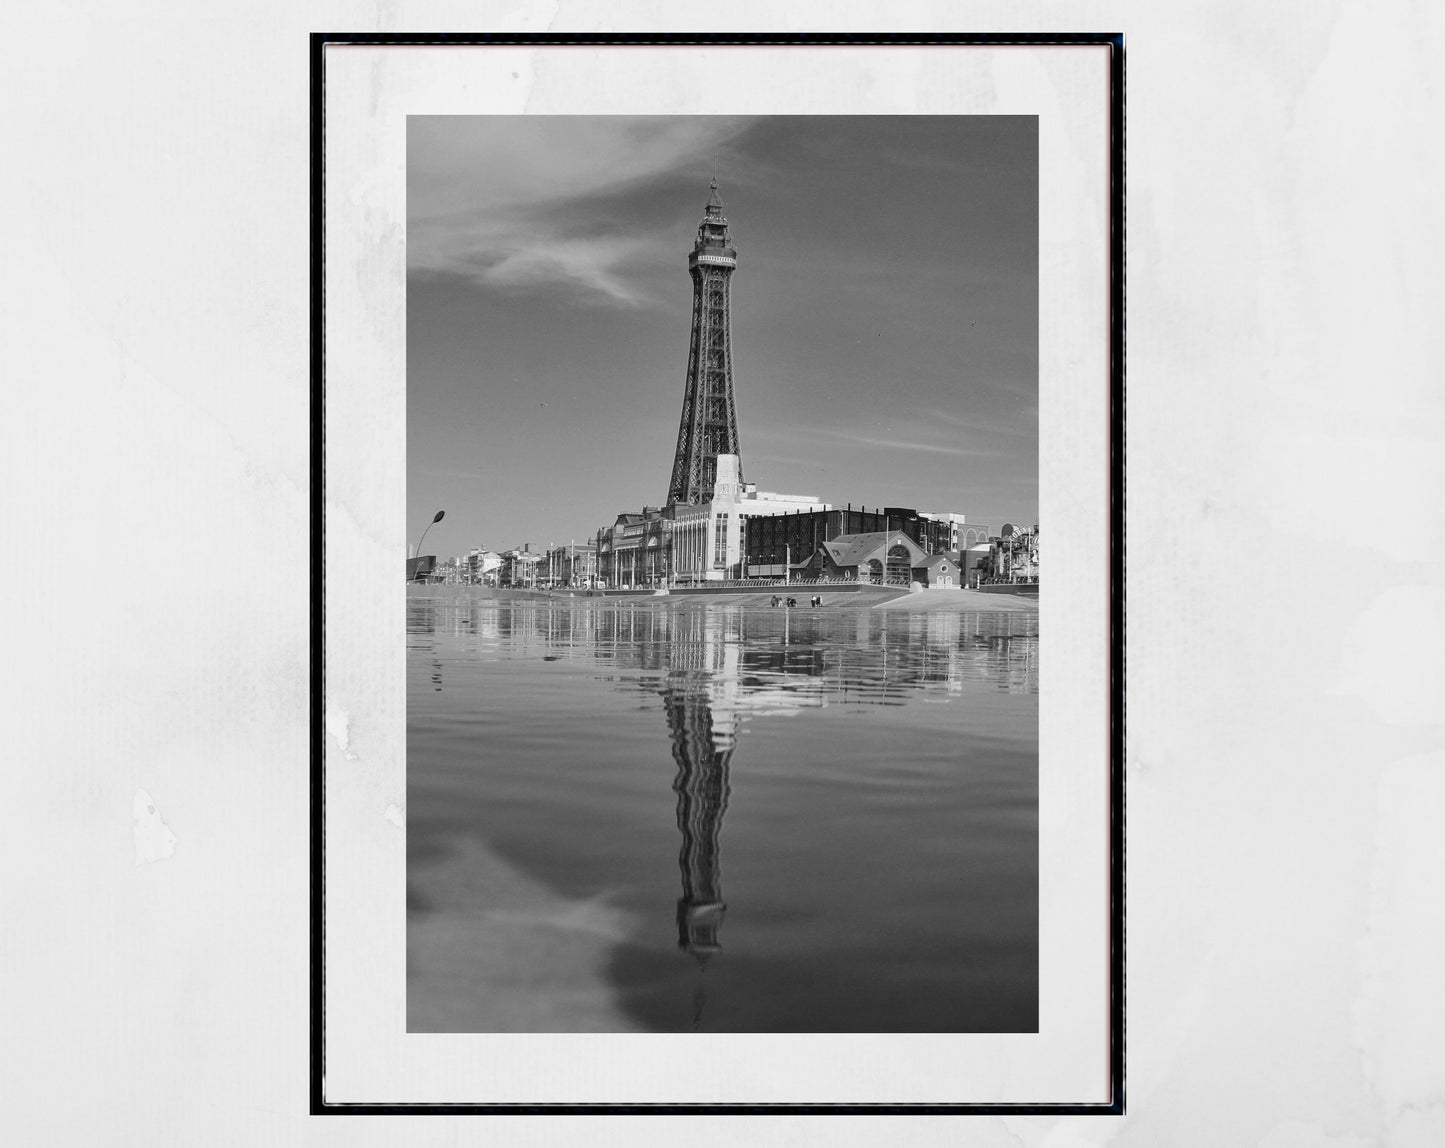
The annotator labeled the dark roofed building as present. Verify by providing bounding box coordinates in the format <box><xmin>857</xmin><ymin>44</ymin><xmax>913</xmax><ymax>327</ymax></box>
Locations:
<box><xmin>744</xmin><ymin>505</ymin><xmax>957</xmax><ymax>578</ymax></box>
<box><xmin>810</xmin><ymin>531</ymin><xmax>930</xmax><ymax>585</ymax></box>
<box><xmin>921</xmin><ymin>553</ymin><xmax>959</xmax><ymax>587</ymax></box>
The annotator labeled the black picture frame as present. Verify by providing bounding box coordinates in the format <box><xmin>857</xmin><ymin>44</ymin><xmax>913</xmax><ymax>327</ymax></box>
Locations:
<box><xmin>310</xmin><ymin>30</ymin><xmax>1125</xmax><ymax>1116</ymax></box>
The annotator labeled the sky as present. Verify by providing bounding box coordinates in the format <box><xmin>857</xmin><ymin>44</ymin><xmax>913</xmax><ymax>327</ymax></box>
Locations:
<box><xmin>407</xmin><ymin>115</ymin><xmax>1037</xmax><ymax>559</ymax></box>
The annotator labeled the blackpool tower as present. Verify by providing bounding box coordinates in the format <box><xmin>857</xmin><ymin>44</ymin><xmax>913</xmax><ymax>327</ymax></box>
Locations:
<box><xmin>667</xmin><ymin>180</ymin><xmax>744</xmax><ymax>505</ymax></box>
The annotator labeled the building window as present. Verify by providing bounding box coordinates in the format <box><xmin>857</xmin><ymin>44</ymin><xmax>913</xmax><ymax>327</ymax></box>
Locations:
<box><xmin>886</xmin><ymin>545</ymin><xmax>912</xmax><ymax>584</ymax></box>
<box><xmin>714</xmin><ymin>514</ymin><xmax>729</xmax><ymax>567</ymax></box>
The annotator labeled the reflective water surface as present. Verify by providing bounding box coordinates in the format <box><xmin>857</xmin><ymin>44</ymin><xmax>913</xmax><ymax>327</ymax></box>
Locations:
<box><xmin>407</xmin><ymin>599</ymin><xmax>1038</xmax><ymax>1033</ymax></box>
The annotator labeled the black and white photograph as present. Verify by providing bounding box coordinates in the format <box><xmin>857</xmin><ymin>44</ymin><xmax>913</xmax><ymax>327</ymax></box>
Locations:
<box><xmin>403</xmin><ymin>115</ymin><xmax>1042</xmax><ymax>1034</ymax></box>
<box><xmin>319</xmin><ymin>39</ymin><xmax>1113</xmax><ymax>1108</ymax></box>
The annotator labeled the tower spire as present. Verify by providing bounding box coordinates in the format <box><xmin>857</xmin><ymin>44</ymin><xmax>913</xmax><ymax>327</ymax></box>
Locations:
<box><xmin>667</xmin><ymin>183</ymin><xmax>743</xmax><ymax>505</ymax></box>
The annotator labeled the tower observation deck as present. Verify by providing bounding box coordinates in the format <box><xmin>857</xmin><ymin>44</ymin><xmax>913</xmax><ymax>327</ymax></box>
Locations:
<box><xmin>667</xmin><ymin>180</ymin><xmax>743</xmax><ymax>505</ymax></box>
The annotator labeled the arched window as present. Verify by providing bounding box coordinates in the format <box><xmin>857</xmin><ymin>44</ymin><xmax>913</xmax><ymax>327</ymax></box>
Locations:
<box><xmin>866</xmin><ymin>558</ymin><xmax>884</xmax><ymax>584</ymax></box>
<box><xmin>886</xmin><ymin>545</ymin><xmax>912</xmax><ymax>584</ymax></box>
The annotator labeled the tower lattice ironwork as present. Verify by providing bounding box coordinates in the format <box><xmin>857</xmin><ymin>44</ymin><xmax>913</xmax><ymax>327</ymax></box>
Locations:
<box><xmin>667</xmin><ymin>180</ymin><xmax>743</xmax><ymax>505</ymax></box>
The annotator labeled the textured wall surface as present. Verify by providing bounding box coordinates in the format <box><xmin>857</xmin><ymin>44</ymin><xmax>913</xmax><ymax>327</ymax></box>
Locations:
<box><xmin>3</xmin><ymin>3</ymin><xmax>1443</xmax><ymax>1145</ymax></box>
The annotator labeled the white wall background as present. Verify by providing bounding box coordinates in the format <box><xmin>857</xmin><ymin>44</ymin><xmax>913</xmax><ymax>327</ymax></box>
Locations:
<box><xmin>3</xmin><ymin>2</ymin><xmax>1443</xmax><ymax>1146</ymax></box>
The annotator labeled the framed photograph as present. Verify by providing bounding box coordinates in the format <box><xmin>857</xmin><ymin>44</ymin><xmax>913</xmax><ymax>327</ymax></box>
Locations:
<box><xmin>316</xmin><ymin>32</ymin><xmax>1123</xmax><ymax>1113</ymax></box>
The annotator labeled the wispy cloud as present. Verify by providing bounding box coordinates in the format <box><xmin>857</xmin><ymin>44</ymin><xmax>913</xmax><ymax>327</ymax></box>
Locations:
<box><xmin>409</xmin><ymin>217</ymin><xmax>657</xmax><ymax>306</ymax></box>
<box><xmin>815</xmin><ymin>428</ymin><xmax>998</xmax><ymax>458</ymax></box>
<box><xmin>918</xmin><ymin>405</ymin><xmax>1038</xmax><ymax>438</ymax></box>
<box><xmin>408</xmin><ymin>116</ymin><xmax>757</xmax><ymax>306</ymax></box>
<box><xmin>750</xmin><ymin>422</ymin><xmax>1002</xmax><ymax>459</ymax></box>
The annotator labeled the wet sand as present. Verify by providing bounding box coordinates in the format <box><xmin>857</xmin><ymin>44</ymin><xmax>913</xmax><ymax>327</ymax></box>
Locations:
<box><xmin>872</xmin><ymin>589</ymin><xmax>1039</xmax><ymax>612</ymax></box>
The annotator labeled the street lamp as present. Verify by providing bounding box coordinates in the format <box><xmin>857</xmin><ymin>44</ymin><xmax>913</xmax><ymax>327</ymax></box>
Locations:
<box><xmin>415</xmin><ymin>510</ymin><xmax>445</xmax><ymax>561</ymax></box>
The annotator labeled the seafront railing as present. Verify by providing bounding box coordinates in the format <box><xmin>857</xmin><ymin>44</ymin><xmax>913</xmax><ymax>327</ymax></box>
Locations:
<box><xmin>663</xmin><ymin>575</ymin><xmax>891</xmax><ymax>589</ymax></box>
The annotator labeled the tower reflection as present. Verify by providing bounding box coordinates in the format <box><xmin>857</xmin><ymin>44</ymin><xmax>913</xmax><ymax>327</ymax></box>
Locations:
<box><xmin>584</xmin><ymin>602</ymin><xmax>1039</xmax><ymax>978</ymax></box>
<box><xmin>664</xmin><ymin>686</ymin><xmax>732</xmax><ymax>960</ymax></box>
<box><xmin>652</xmin><ymin>610</ymin><xmax>742</xmax><ymax>964</ymax></box>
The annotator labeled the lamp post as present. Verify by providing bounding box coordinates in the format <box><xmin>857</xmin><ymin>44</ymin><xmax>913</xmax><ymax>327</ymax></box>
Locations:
<box><xmin>413</xmin><ymin>510</ymin><xmax>444</xmax><ymax>580</ymax></box>
<box><xmin>415</xmin><ymin>510</ymin><xmax>444</xmax><ymax>560</ymax></box>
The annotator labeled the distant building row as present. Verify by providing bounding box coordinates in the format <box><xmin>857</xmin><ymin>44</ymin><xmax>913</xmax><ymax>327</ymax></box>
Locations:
<box><xmin>422</xmin><ymin>512</ymin><xmax>1036</xmax><ymax>592</ymax></box>
<box><xmin>589</xmin><ymin>453</ymin><xmax>1032</xmax><ymax>591</ymax></box>
<box><xmin>425</xmin><ymin>542</ymin><xmax>600</xmax><ymax>588</ymax></box>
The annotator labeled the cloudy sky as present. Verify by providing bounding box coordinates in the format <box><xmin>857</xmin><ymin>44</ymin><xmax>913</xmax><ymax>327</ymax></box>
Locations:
<box><xmin>407</xmin><ymin>115</ymin><xmax>1037</xmax><ymax>558</ymax></box>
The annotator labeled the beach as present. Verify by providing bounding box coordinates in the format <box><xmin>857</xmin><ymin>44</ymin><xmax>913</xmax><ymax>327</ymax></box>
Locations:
<box><xmin>407</xmin><ymin>583</ymin><xmax>1039</xmax><ymax>613</ymax></box>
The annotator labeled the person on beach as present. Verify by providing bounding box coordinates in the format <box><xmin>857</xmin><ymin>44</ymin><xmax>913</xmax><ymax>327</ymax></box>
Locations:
<box><xmin>770</xmin><ymin>594</ymin><xmax>780</xmax><ymax>608</ymax></box>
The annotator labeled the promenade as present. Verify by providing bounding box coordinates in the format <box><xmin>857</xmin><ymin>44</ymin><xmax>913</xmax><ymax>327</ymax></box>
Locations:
<box><xmin>406</xmin><ymin>583</ymin><xmax>1038</xmax><ymax>612</ymax></box>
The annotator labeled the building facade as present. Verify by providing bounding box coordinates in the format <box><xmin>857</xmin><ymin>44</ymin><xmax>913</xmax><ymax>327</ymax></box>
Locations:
<box><xmin>921</xmin><ymin>553</ymin><xmax>960</xmax><ymax>587</ymax></box>
<box><xmin>595</xmin><ymin>509</ymin><xmax>670</xmax><ymax>589</ymax></box>
<box><xmin>919</xmin><ymin>511</ymin><xmax>997</xmax><ymax>552</ymax></box>
<box><xmin>499</xmin><ymin>546</ymin><xmax>542</xmax><ymax>588</ymax></box>
<box><xmin>983</xmin><ymin>524</ymin><xmax>1040</xmax><ymax>584</ymax></box>
<box><xmin>541</xmin><ymin>544</ymin><xmax>598</xmax><ymax>588</ymax></box>
<box><xmin>463</xmin><ymin>548</ymin><xmax>503</xmax><ymax>585</ymax></box>
<box><xmin>744</xmin><ymin>505</ymin><xmax>975</xmax><ymax>576</ymax></box>
<box><xmin>596</xmin><ymin>455</ymin><xmax>825</xmax><ymax>587</ymax></box>
<box><xmin>811</xmin><ymin>530</ymin><xmax>931</xmax><ymax>584</ymax></box>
